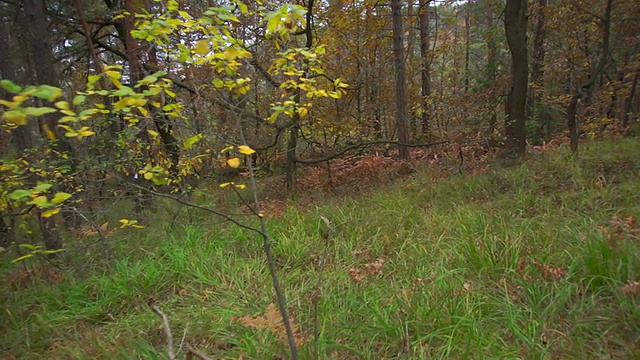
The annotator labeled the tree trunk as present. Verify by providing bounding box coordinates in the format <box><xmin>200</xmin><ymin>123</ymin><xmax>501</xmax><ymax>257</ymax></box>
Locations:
<box><xmin>485</xmin><ymin>0</ymin><xmax>498</xmax><ymax>140</ymax></box>
<box><xmin>528</xmin><ymin>0</ymin><xmax>548</xmax><ymax>144</ymax></box>
<box><xmin>419</xmin><ymin>1</ymin><xmax>431</xmax><ymax>138</ymax></box>
<box><xmin>391</xmin><ymin>0</ymin><xmax>411</xmax><ymax>160</ymax></box>
<box><xmin>504</xmin><ymin>0</ymin><xmax>528</xmax><ymax>157</ymax></box>
<box><xmin>464</xmin><ymin>1</ymin><xmax>472</xmax><ymax>94</ymax></box>
<box><xmin>566</xmin><ymin>0</ymin><xmax>612</xmax><ymax>152</ymax></box>
<box><xmin>23</xmin><ymin>0</ymin><xmax>78</xmax><ymax>247</ymax></box>
<box><xmin>285</xmin><ymin>0</ymin><xmax>314</xmax><ymax>196</ymax></box>
<box><xmin>0</xmin><ymin>9</ymin><xmax>32</xmax><ymax>151</ymax></box>
<box><xmin>623</xmin><ymin>69</ymin><xmax>638</xmax><ymax>128</ymax></box>
<box><xmin>23</xmin><ymin>0</ymin><xmax>75</xmax><ymax>159</ymax></box>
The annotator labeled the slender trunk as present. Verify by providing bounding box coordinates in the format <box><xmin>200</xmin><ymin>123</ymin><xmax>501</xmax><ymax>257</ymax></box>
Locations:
<box><xmin>528</xmin><ymin>0</ymin><xmax>547</xmax><ymax>143</ymax></box>
<box><xmin>0</xmin><ymin>11</ymin><xmax>32</xmax><ymax>151</ymax></box>
<box><xmin>566</xmin><ymin>0</ymin><xmax>612</xmax><ymax>152</ymax></box>
<box><xmin>419</xmin><ymin>2</ymin><xmax>431</xmax><ymax>138</ymax></box>
<box><xmin>391</xmin><ymin>0</ymin><xmax>411</xmax><ymax>160</ymax></box>
<box><xmin>485</xmin><ymin>1</ymin><xmax>498</xmax><ymax>138</ymax></box>
<box><xmin>504</xmin><ymin>0</ymin><xmax>528</xmax><ymax>157</ymax></box>
<box><xmin>464</xmin><ymin>1</ymin><xmax>471</xmax><ymax>94</ymax></box>
<box><xmin>285</xmin><ymin>0</ymin><xmax>314</xmax><ymax>196</ymax></box>
<box><xmin>623</xmin><ymin>69</ymin><xmax>639</xmax><ymax>128</ymax></box>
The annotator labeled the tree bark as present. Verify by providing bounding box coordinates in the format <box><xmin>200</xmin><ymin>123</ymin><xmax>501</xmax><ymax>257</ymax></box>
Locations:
<box><xmin>464</xmin><ymin>1</ymin><xmax>472</xmax><ymax>94</ymax></box>
<box><xmin>391</xmin><ymin>0</ymin><xmax>411</xmax><ymax>160</ymax></box>
<box><xmin>485</xmin><ymin>0</ymin><xmax>498</xmax><ymax>140</ymax></box>
<box><xmin>0</xmin><ymin>8</ymin><xmax>32</xmax><ymax>151</ymax></box>
<box><xmin>419</xmin><ymin>1</ymin><xmax>432</xmax><ymax>138</ymax></box>
<box><xmin>528</xmin><ymin>0</ymin><xmax>548</xmax><ymax>144</ymax></box>
<box><xmin>285</xmin><ymin>0</ymin><xmax>314</xmax><ymax>195</ymax></box>
<box><xmin>504</xmin><ymin>0</ymin><xmax>528</xmax><ymax>157</ymax></box>
<box><xmin>622</xmin><ymin>69</ymin><xmax>638</xmax><ymax>128</ymax></box>
<box><xmin>566</xmin><ymin>0</ymin><xmax>612</xmax><ymax>152</ymax></box>
<box><xmin>23</xmin><ymin>0</ymin><xmax>75</xmax><ymax>159</ymax></box>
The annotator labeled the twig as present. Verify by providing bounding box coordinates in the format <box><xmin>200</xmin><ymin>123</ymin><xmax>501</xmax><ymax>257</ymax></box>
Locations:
<box><xmin>186</xmin><ymin>345</ymin><xmax>214</xmax><ymax>360</ymax></box>
<box><xmin>313</xmin><ymin>215</ymin><xmax>333</xmax><ymax>360</ymax></box>
<box><xmin>67</xmin><ymin>207</ymin><xmax>110</xmax><ymax>264</ymax></box>
<box><xmin>150</xmin><ymin>305</ymin><xmax>176</xmax><ymax>360</ymax></box>
<box><xmin>123</xmin><ymin>179</ymin><xmax>264</xmax><ymax>236</ymax></box>
<box><xmin>295</xmin><ymin>140</ymin><xmax>449</xmax><ymax>164</ymax></box>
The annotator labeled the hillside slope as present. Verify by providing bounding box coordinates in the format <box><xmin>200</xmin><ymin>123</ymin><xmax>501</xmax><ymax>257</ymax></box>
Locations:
<box><xmin>2</xmin><ymin>139</ymin><xmax>640</xmax><ymax>359</ymax></box>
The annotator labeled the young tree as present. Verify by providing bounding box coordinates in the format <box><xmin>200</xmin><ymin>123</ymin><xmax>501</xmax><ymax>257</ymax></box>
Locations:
<box><xmin>419</xmin><ymin>1</ymin><xmax>432</xmax><ymax>138</ymax></box>
<box><xmin>391</xmin><ymin>0</ymin><xmax>411</xmax><ymax>159</ymax></box>
<box><xmin>504</xmin><ymin>0</ymin><xmax>528</xmax><ymax>156</ymax></box>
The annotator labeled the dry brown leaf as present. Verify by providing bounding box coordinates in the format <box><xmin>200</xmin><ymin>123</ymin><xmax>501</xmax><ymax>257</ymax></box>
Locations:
<box><xmin>234</xmin><ymin>304</ymin><xmax>308</xmax><ymax>346</ymax></box>
<box><xmin>532</xmin><ymin>259</ymin><xmax>567</xmax><ymax>281</ymax></box>
<box><xmin>364</xmin><ymin>258</ymin><xmax>385</xmax><ymax>275</ymax></box>
<box><xmin>621</xmin><ymin>281</ymin><xmax>640</xmax><ymax>296</ymax></box>
<box><xmin>349</xmin><ymin>268</ymin><xmax>364</xmax><ymax>283</ymax></box>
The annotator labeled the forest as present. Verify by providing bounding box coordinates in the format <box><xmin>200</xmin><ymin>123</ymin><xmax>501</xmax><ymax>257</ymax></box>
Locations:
<box><xmin>1</xmin><ymin>0</ymin><xmax>639</xmax><ymax>359</ymax></box>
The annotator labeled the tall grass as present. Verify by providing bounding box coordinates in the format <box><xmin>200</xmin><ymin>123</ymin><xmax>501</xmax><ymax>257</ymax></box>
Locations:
<box><xmin>2</xmin><ymin>139</ymin><xmax>640</xmax><ymax>359</ymax></box>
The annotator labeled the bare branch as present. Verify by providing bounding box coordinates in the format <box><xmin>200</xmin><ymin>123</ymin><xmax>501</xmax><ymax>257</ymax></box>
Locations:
<box><xmin>295</xmin><ymin>140</ymin><xmax>449</xmax><ymax>164</ymax></box>
<box><xmin>123</xmin><ymin>180</ymin><xmax>264</xmax><ymax>236</ymax></box>
<box><xmin>186</xmin><ymin>345</ymin><xmax>214</xmax><ymax>360</ymax></box>
<box><xmin>150</xmin><ymin>305</ymin><xmax>176</xmax><ymax>360</ymax></box>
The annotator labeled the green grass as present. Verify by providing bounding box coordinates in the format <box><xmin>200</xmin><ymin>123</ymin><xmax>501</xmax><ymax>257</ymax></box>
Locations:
<box><xmin>2</xmin><ymin>139</ymin><xmax>640</xmax><ymax>359</ymax></box>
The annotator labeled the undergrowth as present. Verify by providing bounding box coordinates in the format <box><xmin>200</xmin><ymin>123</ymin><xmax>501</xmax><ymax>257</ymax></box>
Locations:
<box><xmin>2</xmin><ymin>139</ymin><xmax>640</xmax><ymax>359</ymax></box>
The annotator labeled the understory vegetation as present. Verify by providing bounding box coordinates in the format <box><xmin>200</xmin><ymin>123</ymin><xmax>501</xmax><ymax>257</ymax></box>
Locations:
<box><xmin>2</xmin><ymin>138</ymin><xmax>640</xmax><ymax>359</ymax></box>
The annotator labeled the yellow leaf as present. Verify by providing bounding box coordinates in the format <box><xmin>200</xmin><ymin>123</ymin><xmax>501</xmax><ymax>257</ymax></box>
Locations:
<box><xmin>193</xmin><ymin>39</ymin><xmax>210</xmax><ymax>55</ymax></box>
<box><xmin>220</xmin><ymin>145</ymin><xmax>234</xmax><ymax>153</ymax></box>
<box><xmin>220</xmin><ymin>182</ymin><xmax>232</xmax><ymax>188</ymax></box>
<box><xmin>54</xmin><ymin>101</ymin><xmax>69</xmax><ymax>110</ymax></box>
<box><xmin>234</xmin><ymin>184</ymin><xmax>246</xmax><ymax>189</ymax></box>
<box><xmin>144</xmin><ymin>172</ymin><xmax>154</xmax><ymax>180</ymax></box>
<box><xmin>42</xmin><ymin>124</ymin><xmax>57</xmax><ymax>140</ymax></box>
<box><xmin>41</xmin><ymin>207</ymin><xmax>61</xmax><ymax>218</ymax></box>
<box><xmin>30</xmin><ymin>195</ymin><xmax>48</xmax><ymax>207</ymax></box>
<box><xmin>2</xmin><ymin>110</ymin><xmax>27</xmax><ymax>125</ymax></box>
<box><xmin>227</xmin><ymin>157</ymin><xmax>241</xmax><ymax>168</ymax></box>
<box><xmin>105</xmin><ymin>70</ymin><xmax>121</xmax><ymax>79</ymax></box>
<box><xmin>148</xmin><ymin>130</ymin><xmax>159</xmax><ymax>137</ymax></box>
<box><xmin>297</xmin><ymin>107</ymin><xmax>308</xmax><ymax>117</ymax></box>
<box><xmin>237</xmin><ymin>145</ymin><xmax>255</xmax><ymax>155</ymax></box>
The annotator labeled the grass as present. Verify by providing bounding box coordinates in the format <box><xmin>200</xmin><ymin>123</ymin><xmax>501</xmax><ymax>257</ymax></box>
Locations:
<box><xmin>2</xmin><ymin>138</ymin><xmax>640</xmax><ymax>359</ymax></box>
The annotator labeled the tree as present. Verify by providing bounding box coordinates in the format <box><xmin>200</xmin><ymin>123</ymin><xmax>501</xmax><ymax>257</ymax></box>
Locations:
<box><xmin>419</xmin><ymin>1</ymin><xmax>432</xmax><ymax>138</ymax></box>
<box><xmin>528</xmin><ymin>0</ymin><xmax>548</xmax><ymax>143</ymax></box>
<box><xmin>504</xmin><ymin>0</ymin><xmax>528</xmax><ymax>156</ymax></box>
<box><xmin>566</xmin><ymin>0</ymin><xmax>613</xmax><ymax>152</ymax></box>
<box><xmin>391</xmin><ymin>0</ymin><xmax>411</xmax><ymax>160</ymax></box>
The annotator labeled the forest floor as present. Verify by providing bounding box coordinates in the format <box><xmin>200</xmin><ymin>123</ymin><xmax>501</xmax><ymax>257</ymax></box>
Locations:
<box><xmin>2</xmin><ymin>138</ymin><xmax>640</xmax><ymax>359</ymax></box>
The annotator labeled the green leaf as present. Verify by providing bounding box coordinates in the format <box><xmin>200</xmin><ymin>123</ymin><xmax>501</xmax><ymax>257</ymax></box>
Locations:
<box><xmin>19</xmin><ymin>244</ymin><xmax>39</xmax><ymax>250</ymax></box>
<box><xmin>73</xmin><ymin>95</ymin><xmax>86</xmax><ymax>106</ymax></box>
<box><xmin>8</xmin><ymin>189</ymin><xmax>31</xmax><ymax>201</ymax></box>
<box><xmin>0</xmin><ymin>79</ymin><xmax>22</xmax><ymax>93</ymax></box>
<box><xmin>33</xmin><ymin>183</ymin><xmax>53</xmax><ymax>192</ymax></box>
<box><xmin>24</xmin><ymin>107</ymin><xmax>57</xmax><ymax>117</ymax></box>
<box><xmin>11</xmin><ymin>254</ymin><xmax>34</xmax><ymax>263</ymax></box>
<box><xmin>32</xmin><ymin>85</ymin><xmax>63</xmax><ymax>101</ymax></box>
<box><xmin>51</xmin><ymin>192</ymin><xmax>72</xmax><ymax>204</ymax></box>
<box><xmin>183</xmin><ymin>134</ymin><xmax>202</xmax><ymax>149</ymax></box>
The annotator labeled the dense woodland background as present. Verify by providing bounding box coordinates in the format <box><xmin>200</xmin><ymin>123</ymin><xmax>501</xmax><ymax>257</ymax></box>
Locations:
<box><xmin>1</xmin><ymin>0</ymin><xmax>640</xmax><ymax>359</ymax></box>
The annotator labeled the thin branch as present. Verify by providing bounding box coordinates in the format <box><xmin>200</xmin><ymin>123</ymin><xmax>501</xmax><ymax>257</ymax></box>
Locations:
<box><xmin>150</xmin><ymin>305</ymin><xmax>176</xmax><ymax>360</ymax></box>
<box><xmin>186</xmin><ymin>345</ymin><xmax>214</xmax><ymax>360</ymax></box>
<box><xmin>123</xmin><ymin>180</ymin><xmax>264</xmax><ymax>236</ymax></box>
<box><xmin>295</xmin><ymin>140</ymin><xmax>449</xmax><ymax>164</ymax></box>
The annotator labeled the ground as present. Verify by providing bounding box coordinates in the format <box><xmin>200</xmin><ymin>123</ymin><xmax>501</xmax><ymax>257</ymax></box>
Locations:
<box><xmin>1</xmin><ymin>138</ymin><xmax>640</xmax><ymax>359</ymax></box>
